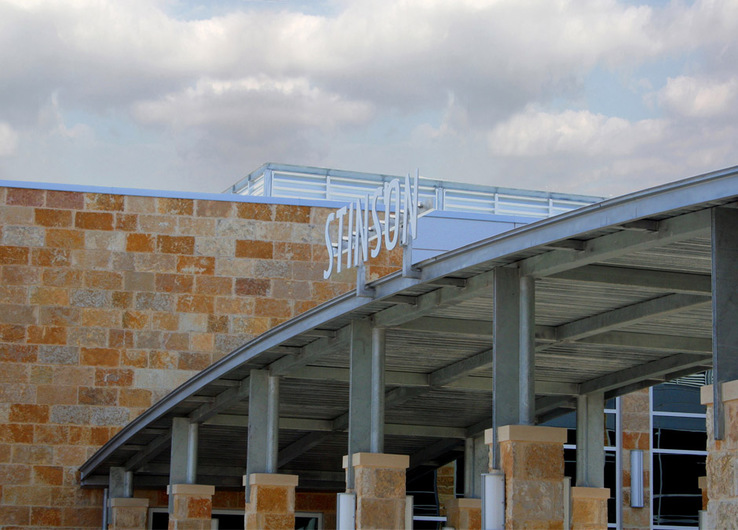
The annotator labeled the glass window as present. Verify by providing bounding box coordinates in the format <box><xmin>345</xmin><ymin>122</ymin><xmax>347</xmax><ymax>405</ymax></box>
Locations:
<box><xmin>652</xmin><ymin>453</ymin><xmax>705</xmax><ymax>527</ymax></box>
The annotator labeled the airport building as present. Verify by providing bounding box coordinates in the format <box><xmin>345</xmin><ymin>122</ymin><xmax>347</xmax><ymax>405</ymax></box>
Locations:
<box><xmin>0</xmin><ymin>163</ymin><xmax>733</xmax><ymax>529</ymax></box>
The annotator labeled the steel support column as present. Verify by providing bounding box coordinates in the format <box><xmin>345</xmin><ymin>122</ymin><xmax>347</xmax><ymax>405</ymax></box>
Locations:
<box><xmin>575</xmin><ymin>392</ymin><xmax>605</xmax><ymax>487</ymax></box>
<box><xmin>463</xmin><ymin>435</ymin><xmax>488</xmax><ymax>498</ymax></box>
<box><xmin>169</xmin><ymin>417</ymin><xmax>198</xmax><ymax>511</ymax></box>
<box><xmin>347</xmin><ymin>318</ymin><xmax>374</xmax><ymax>489</ymax></box>
<box><xmin>246</xmin><ymin>369</ymin><xmax>279</xmax><ymax>495</ymax></box>
<box><xmin>711</xmin><ymin>207</ymin><xmax>738</xmax><ymax>440</ymax></box>
<box><xmin>520</xmin><ymin>275</ymin><xmax>536</xmax><ymax>424</ymax></box>
<box><xmin>370</xmin><ymin>326</ymin><xmax>386</xmax><ymax>453</ymax></box>
<box><xmin>492</xmin><ymin>267</ymin><xmax>527</xmax><ymax>468</ymax></box>
<box><xmin>109</xmin><ymin>466</ymin><xmax>133</xmax><ymax>498</ymax></box>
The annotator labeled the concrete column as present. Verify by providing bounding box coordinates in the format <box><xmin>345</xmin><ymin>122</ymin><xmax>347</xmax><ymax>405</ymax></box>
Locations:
<box><xmin>701</xmin><ymin>379</ymin><xmax>738</xmax><ymax>527</ymax></box>
<box><xmin>349</xmin><ymin>453</ymin><xmax>409</xmax><ymax>530</ymax></box>
<box><xmin>244</xmin><ymin>473</ymin><xmax>298</xmax><ymax>530</ymax></box>
<box><xmin>444</xmin><ymin>498</ymin><xmax>481</xmax><ymax>530</ymax></box>
<box><xmin>620</xmin><ymin>390</ymin><xmax>650</xmax><ymax>529</ymax></box>
<box><xmin>487</xmin><ymin>424</ymin><xmax>567</xmax><ymax>528</ymax></box>
<box><xmin>246</xmin><ymin>369</ymin><xmax>279</xmax><ymax>497</ymax></box>
<box><xmin>576</xmin><ymin>391</ymin><xmax>605</xmax><ymax>488</ymax></box>
<box><xmin>167</xmin><ymin>484</ymin><xmax>215</xmax><ymax>530</ymax></box>
<box><xmin>108</xmin><ymin>497</ymin><xmax>149</xmax><ymax>530</ymax></box>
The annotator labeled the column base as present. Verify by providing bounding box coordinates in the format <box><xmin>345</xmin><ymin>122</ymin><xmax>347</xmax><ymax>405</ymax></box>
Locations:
<box><xmin>488</xmin><ymin>425</ymin><xmax>567</xmax><ymax>529</ymax></box>
<box><xmin>244</xmin><ymin>473</ymin><xmax>298</xmax><ymax>530</ymax></box>
<box><xmin>571</xmin><ymin>487</ymin><xmax>609</xmax><ymax>529</ymax></box>
<box><xmin>351</xmin><ymin>453</ymin><xmax>409</xmax><ymax>530</ymax></box>
<box><xmin>444</xmin><ymin>498</ymin><xmax>481</xmax><ymax>530</ymax></box>
<box><xmin>108</xmin><ymin>497</ymin><xmax>149</xmax><ymax>530</ymax></box>
<box><xmin>167</xmin><ymin>484</ymin><xmax>215</xmax><ymax>530</ymax></box>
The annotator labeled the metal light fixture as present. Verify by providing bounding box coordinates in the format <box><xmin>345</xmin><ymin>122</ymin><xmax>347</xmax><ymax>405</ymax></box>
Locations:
<box><xmin>337</xmin><ymin>492</ymin><xmax>355</xmax><ymax>530</ymax></box>
<box><xmin>631</xmin><ymin>449</ymin><xmax>644</xmax><ymax>508</ymax></box>
<box><xmin>482</xmin><ymin>470</ymin><xmax>505</xmax><ymax>530</ymax></box>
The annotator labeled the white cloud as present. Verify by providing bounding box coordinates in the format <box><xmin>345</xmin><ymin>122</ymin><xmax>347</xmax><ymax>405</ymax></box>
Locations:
<box><xmin>1</xmin><ymin>0</ymin><xmax>738</xmax><ymax>196</ymax></box>
<box><xmin>487</xmin><ymin>108</ymin><xmax>665</xmax><ymax>157</ymax></box>
<box><xmin>659</xmin><ymin>76</ymin><xmax>738</xmax><ymax>118</ymax></box>
<box><xmin>0</xmin><ymin>122</ymin><xmax>18</xmax><ymax>157</ymax></box>
<box><xmin>133</xmin><ymin>76</ymin><xmax>373</xmax><ymax>133</ymax></box>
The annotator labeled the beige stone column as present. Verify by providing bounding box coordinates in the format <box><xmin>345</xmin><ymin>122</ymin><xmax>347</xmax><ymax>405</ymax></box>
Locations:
<box><xmin>488</xmin><ymin>424</ymin><xmax>567</xmax><ymax>529</ymax></box>
<box><xmin>570</xmin><ymin>487</ymin><xmax>609</xmax><ymax>529</ymax></box>
<box><xmin>701</xmin><ymin>380</ymin><xmax>738</xmax><ymax>528</ymax></box>
<box><xmin>620</xmin><ymin>389</ymin><xmax>650</xmax><ymax>529</ymax></box>
<box><xmin>167</xmin><ymin>484</ymin><xmax>215</xmax><ymax>530</ymax></box>
<box><xmin>444</xmin><ymin>497</ymin><xmax>481</xmax><ymax>530</ymax></box>
<box><xmin>108</xmin><ymin>497</ymin><xmax>149</xmax><ymax>530</ymax></box>
<box><xmin>698</xmin><ymin>476</ymin><xmax>708</xmax><ymax>511</ymax></box>
<box><xmin>436</xmin><ymin>461</ymin><xmax>456</xmax><ymax>518</ymax></box>
<box><xmin>350</xmin><ymin>452</ymin><xmax>409</xmax><ymax>530</ymax></box>
<box><xmin>244</xmin><ymin>473</ymin><xmax>298</xmax><ymax>530</ymax></box>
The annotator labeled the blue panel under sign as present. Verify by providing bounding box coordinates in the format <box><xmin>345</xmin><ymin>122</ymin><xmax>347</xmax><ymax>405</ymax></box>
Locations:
<box><xmin>412</xmin><ymin>213</ymin><xmax>521</xmax><ymax>260</ymax></box>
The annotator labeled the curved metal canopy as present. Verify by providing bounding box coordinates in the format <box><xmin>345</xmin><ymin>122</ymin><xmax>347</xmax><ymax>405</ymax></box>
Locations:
<box><xmin>81</xmin><ymin>166</ymin><xmax>738</xmax><ymax>490</ymax></box>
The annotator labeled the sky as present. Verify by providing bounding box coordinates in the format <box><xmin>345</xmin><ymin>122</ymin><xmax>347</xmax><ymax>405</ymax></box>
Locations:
<box><xmin>0</xmin><ymin>0</ymin><xmax>737</xmax><ymax>197</ymax></box>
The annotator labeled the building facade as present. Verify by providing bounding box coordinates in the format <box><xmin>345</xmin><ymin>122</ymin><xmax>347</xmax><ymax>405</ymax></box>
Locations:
<box><xmin>0</xmin><ymin>166</ymin><xmax>722</xmax><ymax>529</ymax></box>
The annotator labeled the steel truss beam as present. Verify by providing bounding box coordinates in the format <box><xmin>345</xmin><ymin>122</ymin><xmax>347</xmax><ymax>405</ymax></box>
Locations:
<box><xmin>519</xmin><ymin>209</ymin><xmax>710</xmax><ymax>278</ymax></box>
<box><xmin>550</xmin><ymin>265</ymin><xmax>711</xmax><ymax>294</ymax></box>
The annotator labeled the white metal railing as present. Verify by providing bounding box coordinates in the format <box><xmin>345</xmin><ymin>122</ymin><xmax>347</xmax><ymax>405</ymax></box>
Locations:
<box><xmin>227</xmin><ymin>163</ymin><xmax>603</xmax><ymax>220</ymax></box>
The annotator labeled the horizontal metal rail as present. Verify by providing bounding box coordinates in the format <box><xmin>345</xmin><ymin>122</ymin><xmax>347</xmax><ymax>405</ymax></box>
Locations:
<box><xmin>228</xmin><ymin>163</ymin><xmax>603</xmax><ymax>219</ymax></box>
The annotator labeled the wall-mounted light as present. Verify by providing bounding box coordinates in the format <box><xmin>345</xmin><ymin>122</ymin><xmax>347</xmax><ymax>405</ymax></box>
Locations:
<box><xmin>482</xmin><ymin>470</ymin><xmax>505</xmax><ymax>530</ymax></box>
<box><xmin>631</xmin><ymin>449</ymin><xmax>644</xmax><ymax>508</ymax></box>
<box><xmin>337</xmin><ymin>492</ymin><xmax>355</xmax><ymax>530</ymax></box>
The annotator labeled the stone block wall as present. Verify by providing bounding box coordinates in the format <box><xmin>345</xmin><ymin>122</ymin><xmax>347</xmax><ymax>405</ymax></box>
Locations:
<box><xmin>702</xmin><ymin>381</ymin><xmax>738</xmax><ymax>528</ymax></box>
<box><xmin>620</xmin><ymin>389</ymin><xmax>650</xmax><ymax>529</ymax></box>
<box><xmin>0</xmin><ymin>184</ymin><xmax>400</xmax><ymax>528</ymax></box>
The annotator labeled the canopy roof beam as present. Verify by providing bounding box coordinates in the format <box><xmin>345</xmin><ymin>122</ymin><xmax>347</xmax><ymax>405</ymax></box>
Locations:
<box><xmin>519</xmin><ymin>209</ymin><xmax>710</xmax><ymax>278</ymax></box>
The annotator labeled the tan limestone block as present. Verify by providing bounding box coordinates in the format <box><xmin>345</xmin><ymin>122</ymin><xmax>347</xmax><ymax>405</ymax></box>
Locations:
<box><xmin>571</xmin><ymin>487</ymin><xmax>609</xmax><ymax>528</ymax></box>
<box><xmin>507</xmin><ymin>478</ymin><xmax>564</xmax><ymax>522</ymax></box>
<box><xmin>493</xmin><ymin>425</ymin><xmax>567</xmax><ymax>444</ymax></box>
<box><xmin>248</xmin><ymin>473</ymin><xmax>299</xmax><ymax>487</ymax></box>
<box><xmin>706</xmin><ymin>451</ymin><xmax>737</xmax><ymax>499</ymax></box>
<box><xmin>168</xmin><ymin>484</ymin><xmax>215</xmax><ymax>497</ymax></box>
<box><xmin>444</xmin><ymin>498</ymin><xmax>482</xmax><ymax>530</ymax></box>
<box><xmin>252</xmin><ymin>485</ymin><xmax>294</xmax><ymax>513</ymax></box>
<box><xmin>356</xmin><ymin>497</ymin><xmax>405</xmax><ymax>530</ymax></box>
<box><xmin>351</xmin><ymin>452</ymin><xmax>410</xmax><ymax>469</ymax></box>
<box><xmin>702</xmin><ymin>381</ymin><xmax>738</xmax><ymax>405</ymax></box>
<box><xmin>260</xmin><ymin>513</ymin><xmax>296</xmax><ymax>530</ymax></box>
<box><xmin>354</xmin><ymin>466</ymin><xmax>406</xmax><ymax>499</ymax></box>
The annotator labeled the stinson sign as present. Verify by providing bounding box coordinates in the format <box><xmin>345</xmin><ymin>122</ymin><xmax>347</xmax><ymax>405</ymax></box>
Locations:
<box><xmin>323</xmin><ymin>173</ymin><xmax>420</xmax><ymax>279</ymax></box>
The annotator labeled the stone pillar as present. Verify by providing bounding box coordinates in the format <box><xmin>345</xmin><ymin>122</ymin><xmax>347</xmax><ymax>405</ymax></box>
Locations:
<box><xmin>570</xmin><ymin>487</ymin><xmax>609</xmax><ymax>529</ymax></box>
<box><xmin>436</xmin><ymin>461</ymin><xmax>456</xmax><ymax>518</ymax></box>
<box><xmin>701</xmin><ymin>380</ymin><xmax>738</xmax><ymax>528</ymax></box>
<box><xmin>620</xmin><ymin>389</ymin><xmax>650</xmax><ymax>529</ymax></box>
<box><xmin>351</xmin><ymin>452</ymin><xmax>409</xmax><ymax>530</ymax></box>
<box><xmin>698</xmin><ymin>476</ymin><xmax>708</xmax><ymax>511</ymax></box>
<box><xmin>444</xmin><ymin>498</ymin><xmax>481</xmax><ymax>530</ymax></box>
<box><xmin>108</xmin><ymin>497</ymin><xmax>149</xmax><ymax>530</ymax></box>
<box><xmin>244</xmin><ymin>473</ymin><xmax>298</xmax><ymax>530</ymax></box>
<box><xmin>167</xmin><ymin>484</ymin><xmax>215</xmax><ymax>530</ymax></box>
<box><xmin>488</xmin><ymin>424</ymin><xmax>567</xmax><ymax>529</ymax></box>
